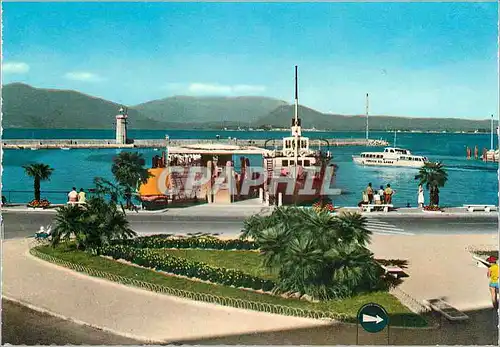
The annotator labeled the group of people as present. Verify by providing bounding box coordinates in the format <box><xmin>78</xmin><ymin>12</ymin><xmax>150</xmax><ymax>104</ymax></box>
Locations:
<box><xmin>358</xmin><ymin>183</ymin><xmax>394</xmax><ymax>206</ymax></box>
<box><xmin>67</xmin><ymin>187</ymin><xmax>86</xmax><ymax>204</ymax></box>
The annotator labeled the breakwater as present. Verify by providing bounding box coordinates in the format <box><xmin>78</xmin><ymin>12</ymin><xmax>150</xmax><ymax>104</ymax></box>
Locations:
<box><xmin>2</xmin><ymin>138</ymin><xmax>388</xmax><ymax>149</ymax></box>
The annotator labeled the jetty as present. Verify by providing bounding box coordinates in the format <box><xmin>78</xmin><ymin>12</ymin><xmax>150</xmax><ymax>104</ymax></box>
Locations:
<box><xmin>3</xmin><ymin>107</ymin><xmax>388</xmax><ymax>150</ymax></box>
<box><xmin>2</xmin><ymin>138</ymin><xmax>388</xmax><ymax>150</ymax></box>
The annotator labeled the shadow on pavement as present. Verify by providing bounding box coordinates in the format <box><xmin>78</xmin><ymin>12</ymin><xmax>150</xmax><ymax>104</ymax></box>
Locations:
<box><xmin>170</xmin><ymin>307</ymin><xmax>498</xmax><ymax>345</ymax></box>
<box><xmin>1</xmin><ymin>299</ymin><xmax>142</xmax><ymax>345</ymax></box>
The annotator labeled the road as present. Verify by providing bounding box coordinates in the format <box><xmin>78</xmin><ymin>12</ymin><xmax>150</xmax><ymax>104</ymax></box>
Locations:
<box><xmin>3</xmin><ymin>210</ymin><xmax>497</xmax><ymax>239</ymax></box>
<box><xmin>2</xmin><ymin>210</ymin><xmax>498</xmax><ymax>345</ymax></box>
<box><xmin>1</xmin><ymin>298</ymin><xmax>142</xmax><ymax>345</ymax></box>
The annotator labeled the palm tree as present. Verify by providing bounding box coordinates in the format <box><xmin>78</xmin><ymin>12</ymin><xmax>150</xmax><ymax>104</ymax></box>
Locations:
<box><xmin>51</xmin><ymin>196</ymin><xmax>136</xmax><ymax>250</ymax></box>
<box><xmin>93</xmin><ymin>177</ymin><xmax>126</xmax><ymax>211</ymax></box>
<box><xmin>22</xmin><ymin>163</ymin><xmax>54</xmax><ymax>201</ymax></box>
<box><xmin>415</xmin><ymin>161</ymin><xmax>448</xmax><ymax>207</ymax></box>
<box><xmin>111</xmin><ymin>152</ymin><xmax>151</xmax><ymax>209</ymax></box>
<box><xmin>240</xmin><ymin>207</ymin><xmax>382</xmax><ymax>300</ymax></box>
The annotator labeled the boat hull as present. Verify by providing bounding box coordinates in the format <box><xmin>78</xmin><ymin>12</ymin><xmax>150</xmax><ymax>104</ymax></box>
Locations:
<box><xmin>352</xmin><ymin>156</ymin><xmax>425</xmax><ymax>168</ymax></box>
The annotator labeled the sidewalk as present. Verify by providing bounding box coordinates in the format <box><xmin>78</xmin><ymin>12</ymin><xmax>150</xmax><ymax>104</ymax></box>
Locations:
<box><xmin>3</xmin><ymin>204</ymin><xmax>496</xmax><ymax>218</ymax></box>
<box><xmin>3</xmin><ymin>234</ymin><xmax>497</xmax><ymax>344</ymax></box>
<box><xmin>3</xmin><ymin>238</ymin><xmax>330</xmax><ymax>343</ymax></box>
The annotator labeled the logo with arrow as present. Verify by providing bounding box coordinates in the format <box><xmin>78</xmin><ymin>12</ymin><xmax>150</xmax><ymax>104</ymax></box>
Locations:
<box><xmin>357</xmin><ymin>303</ymin><xmax>389</xmax><ymax>333</ymax></box>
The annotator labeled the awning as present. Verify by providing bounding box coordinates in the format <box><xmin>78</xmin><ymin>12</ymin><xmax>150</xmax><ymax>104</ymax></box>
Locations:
<box><xmin>138</xmin><ymin>168</ymin><xmax>170</xmax><ymax>196</ymax></box>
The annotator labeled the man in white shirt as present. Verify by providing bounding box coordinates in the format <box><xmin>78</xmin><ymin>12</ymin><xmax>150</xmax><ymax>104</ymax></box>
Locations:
<box><xmin>68</xmin><ymin>187</ymin><xmax>78</xmax><ymax>203</ymax></box>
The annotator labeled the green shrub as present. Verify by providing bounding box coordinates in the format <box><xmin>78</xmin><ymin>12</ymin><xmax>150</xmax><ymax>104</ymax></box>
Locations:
<box><xmin>240</xmin><ymin>207</ymin><xmax>387</xmax><ymax>300</ymax></box>
<box><xmin>98</xmin><ymin>245</ymin><xmax>275</xmax><ymax>292</ymax></box>
<box><xmin>114</xmin><ymin>235</ymin><xmax>258</xmax><ymax>250</ymax></box>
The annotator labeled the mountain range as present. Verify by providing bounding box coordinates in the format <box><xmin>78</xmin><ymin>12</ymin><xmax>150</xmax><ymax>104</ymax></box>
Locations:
<box><xmin>2</xmin><ymin>83</ymin><xmax>496</xmax><ymax>132</ymax></box>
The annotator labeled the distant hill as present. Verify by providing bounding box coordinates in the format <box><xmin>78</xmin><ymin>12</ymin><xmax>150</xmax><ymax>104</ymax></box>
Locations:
<box><xmin>133</xmin><ymin>96</ymin><xmax>287</xmax><ymax>124</ymax></box>
<box><xmin>1</xmin><ymin>83</ymin><xmax>168</xmax><ymax>129</ymax></box>
<box><xmin>256</xmin><ymin>105</ymin><xmax>498</xmax><ymax>132</ymax></box>
<box><xmin>1</xmin><ymin>83</ymin><xmax>496</xmax><ymax>132</ymax></box>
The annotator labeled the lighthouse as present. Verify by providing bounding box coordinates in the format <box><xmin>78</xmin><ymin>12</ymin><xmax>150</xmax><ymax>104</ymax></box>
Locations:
<box><xmin>115</xmin><ymin>107</ymin><xmax>128</xmax><ymax>144</ymax></box>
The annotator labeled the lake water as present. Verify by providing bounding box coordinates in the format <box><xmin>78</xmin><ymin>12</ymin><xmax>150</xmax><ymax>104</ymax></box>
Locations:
<box><xmin>2</xmin><ymin>128</ymin><xmax>498</xmax><ymax>207</ymax></box>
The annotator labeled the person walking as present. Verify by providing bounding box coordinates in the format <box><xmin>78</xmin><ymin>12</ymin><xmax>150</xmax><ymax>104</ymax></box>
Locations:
<box><xmin>418</xmin><ymin>184</ymin><xmax>424</xmax><ymax>208</ymax></box>
<box><xmin>366</xmin><ymin>183</ymin><xmax>374</xmax><ymax>204</ymax></box>
<box><xmin>487</xmin><ymin>256</ymin><xmax>499</xmax><ymax>309</ymax></box>
<box><xmin>384</xmin><ymin>184</ymin><xmax>393</xmax><ymax>204</ymax></box>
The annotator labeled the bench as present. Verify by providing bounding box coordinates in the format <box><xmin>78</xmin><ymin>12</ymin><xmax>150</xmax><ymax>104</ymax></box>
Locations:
<box><xmin>380</xmin><ymin>264</ymin><xmax>405</xmax><ymax>278</ymax></box>
<box><xmin>463</xmin><ymin>204</ymin><xmax>497</xmax><ymax>213</ymax></box>
<box><xmin>362</xmin><ymin>204</ymin><xmax>393</xmax><ymax>213</ymax></box>
<box><xmin>472</xmin><ymin>255</ymin><xmax>491</xmax><ymax>268</ymax></box>
<box><xmin>67</xmin><ymin>201</ymin><xmax>86</xmax><ymax>206</ymax></box>
<box><xmin>423</xmin><ymin>298</ymin><xmax>469</xmax><ymax>322</ymax></box>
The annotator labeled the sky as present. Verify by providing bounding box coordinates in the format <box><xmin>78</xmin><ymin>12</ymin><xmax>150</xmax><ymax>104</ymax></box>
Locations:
<box><xmin>2</xmin><ymin>2</ymin><xmax>498</xmax><ymax>119</ymax></box>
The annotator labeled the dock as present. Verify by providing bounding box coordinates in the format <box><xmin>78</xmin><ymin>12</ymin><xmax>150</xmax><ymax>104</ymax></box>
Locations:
<box><xmin>2</xmin><ymin>138</ymin><xmax>389</xmax><ymax>150</ymax></box>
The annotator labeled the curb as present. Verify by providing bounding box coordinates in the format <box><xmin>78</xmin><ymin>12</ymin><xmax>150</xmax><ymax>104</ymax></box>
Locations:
<box><xmin>1</xmin><ymin>295</ymin><xmax>163</xmax><ymax>344</ymax></box>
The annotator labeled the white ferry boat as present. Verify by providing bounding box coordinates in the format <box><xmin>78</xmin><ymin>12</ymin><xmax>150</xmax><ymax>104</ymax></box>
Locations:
<box><xmin>352</xmin><ymin>147</ymin><xmax>428</xmax><ymax>168</ymax></box>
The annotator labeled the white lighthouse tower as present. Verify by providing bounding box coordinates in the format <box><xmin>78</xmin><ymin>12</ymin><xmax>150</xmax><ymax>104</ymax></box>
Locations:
<box><xmin>115</xmin><ymin>107</ymin><xmax>128</xmax><ymax>144</ymax></box>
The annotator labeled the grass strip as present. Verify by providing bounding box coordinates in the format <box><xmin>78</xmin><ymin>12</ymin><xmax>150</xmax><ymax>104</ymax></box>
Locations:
<box><xmin>34</xmin><ymin>244</ymin><xmax>428</xmax><ymax>327</ymax></box>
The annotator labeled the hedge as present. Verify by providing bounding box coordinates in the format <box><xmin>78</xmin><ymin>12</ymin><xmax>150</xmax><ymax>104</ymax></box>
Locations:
<box><xmin>114</xmin><ymin>235</ymin><xmax>258</xmax><ymax>251</ymax></box>
<box><xmin>98</xmin><ymin>245</ymin><xmax>275</xmax><ymax>292</ymax></box>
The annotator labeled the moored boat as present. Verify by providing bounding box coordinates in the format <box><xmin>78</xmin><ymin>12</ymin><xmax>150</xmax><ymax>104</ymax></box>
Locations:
<box><xmin>352</xmin><ymin>147</ymin><xmax>428</xmax><ymax>168</ymax></box>
<box><xmin>263</xmin><ymin>66</ymin><xmax>337</xmax><ymax>205</ymax></box>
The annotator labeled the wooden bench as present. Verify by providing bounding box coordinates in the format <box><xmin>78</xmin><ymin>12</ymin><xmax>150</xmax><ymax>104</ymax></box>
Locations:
<box><xmin>463</xmin><ymin>204</ymin><xmax>496</xmax><ymax>212</ymax></box>
<box><xmin>472</xmin><ymin>255</ymin><xmax>491</xmax><ymax>268</ymax></box>
<box><xmin>423</xmin><ymin>298</ymin><xmax>469</xmax><ymax>322</ymax></box>
<box><xmin>380</xmin><ymin>264</ymin><xmax>405</xmax><ymax>278</ymax></box>
<box><xmin>362</xmin><ymin>204</ymin><xmax>393</xmax><ymax>213</ymax></box>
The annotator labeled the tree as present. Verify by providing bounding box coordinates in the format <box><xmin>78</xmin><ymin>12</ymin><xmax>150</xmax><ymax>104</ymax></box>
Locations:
<box><xmin>240</xmin><ymin>207</ymin><xmax>384</xmax><ymax>300</ymax></box>
<box><xmin>51</xmin><ymin>196</ymin><xmax>136</xmax><ymax>250</ymax></box>
<box><xmin>22</xmin><ymin>163</ymin><xmax>54</xmax><ymax>201</ymax></box>
<box><xmin>111</xmin><ymin>152</ymin><xmax>151</xmax><ymax>209</ymax></box>
<box><xmin>415</xmin><ymin>162</ymin><xmax>448</xmax><ymax>207</ymax></box>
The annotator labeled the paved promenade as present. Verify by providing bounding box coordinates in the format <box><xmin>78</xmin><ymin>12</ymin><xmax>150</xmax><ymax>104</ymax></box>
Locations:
<box><xmin>3</xmin><ymin>230</ymin><xmax>498</xmax><ymax>344</ymax></box>
<box><xmin>3</xmin><ymin>202</ymin><xmax>497</xmax><ymax>218</ymax></box>
<box><xmin>3</xmin><ymin>239</ymin><xmax>330</xmax><ymax>343</ymax></box>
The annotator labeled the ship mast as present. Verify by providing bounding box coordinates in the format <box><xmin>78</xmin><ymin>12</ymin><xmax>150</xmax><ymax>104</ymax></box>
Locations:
<box><xmin>365</xmin><ymin>93</ymin><xmax>369</xmax><ymax>141</ymax></box>
<box><xmin>490</xmin><ymin>114</ymin><xmax>494</xmax><ymax>150</ymax></box>
<box><xmin>293</xmin><ymin>65</ymin><xmax>299</xmax><ymax>172</ymax></box>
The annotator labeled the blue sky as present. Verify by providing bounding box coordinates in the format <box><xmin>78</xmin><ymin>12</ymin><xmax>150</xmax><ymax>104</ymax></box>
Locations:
<box><xmin>2</xmin><ymin>2</ymin><xmax>498</xmax><ymax>119</ymax></box>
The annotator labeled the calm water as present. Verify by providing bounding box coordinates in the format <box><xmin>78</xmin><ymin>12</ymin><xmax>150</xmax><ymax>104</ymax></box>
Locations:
<box><xmin>2</xmin><ymin>129</ymin><xmax>498</xmax><ymax>207</ymax></box>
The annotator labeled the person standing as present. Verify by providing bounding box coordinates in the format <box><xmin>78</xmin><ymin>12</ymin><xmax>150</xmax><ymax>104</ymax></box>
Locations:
<box><xmin>378</xmin><ymin>185</ymin><xmax>385</xmax><ymax>204</ymax></box>
<box><xmin>366</xmin><ymin>183</ymin><xmax>374</xmax><ymax>204</ymax></box>
<box><xmin>384</xmin><ymin>184</ymin><xmax>393</xmax><ymax>204</ymax></box>
<box><xmin>68</xmin><ymin>187</ymin><xmax>78</xmax><ymax>203</ymax></box>
<box><xmin>418</xmin><ymin>184</ymin><xmax>424</xmax><ymax>208</ymax></box>
<box><xmin>487</xmin><ymin>257</ymin><xmax>499</xmax><ymax>309</ymax></box>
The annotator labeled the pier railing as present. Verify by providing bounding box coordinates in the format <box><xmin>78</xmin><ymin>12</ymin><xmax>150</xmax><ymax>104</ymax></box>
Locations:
<box><xmin>2</xmin><ymin>190</ymin><xmax>92</xmax><ymax>205</ymax></box>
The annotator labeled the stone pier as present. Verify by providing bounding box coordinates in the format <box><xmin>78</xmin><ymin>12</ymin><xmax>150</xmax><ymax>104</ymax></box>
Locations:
<box><xmin>2</xmin><ymin>138</ymin><xmax>388</xmax><ymax>150</ymax></box>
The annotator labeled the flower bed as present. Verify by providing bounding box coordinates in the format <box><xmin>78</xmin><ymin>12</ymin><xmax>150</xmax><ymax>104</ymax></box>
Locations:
<box><xmin>423</xmin><ymin>205</ymin><xmax>442</xmax><ymax>212</ymax></box>
<box><xmin>97</xmin><ymin>245</ymin><xmax>275</xmax><ymax>291</ymax></box>
<box><xmin>312</xmin><ymin>201</ymin><xmax>335</xmax><ymax>212</ymax></box>
<box><xmin>27</xmin><ymin>199</ymin><xmax>51</xmax><ymax>208</ymax></box>
<box><xmin>114</xmin><ymin>234</ymin><xmax>258</xmax><ymax>250</ymax></box>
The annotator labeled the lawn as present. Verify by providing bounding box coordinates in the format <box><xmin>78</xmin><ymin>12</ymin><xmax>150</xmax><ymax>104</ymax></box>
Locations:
<box><xmin>35</xmin><ymin>243</ymin><xmax>428</xmax><ymax>327</ymax></box>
